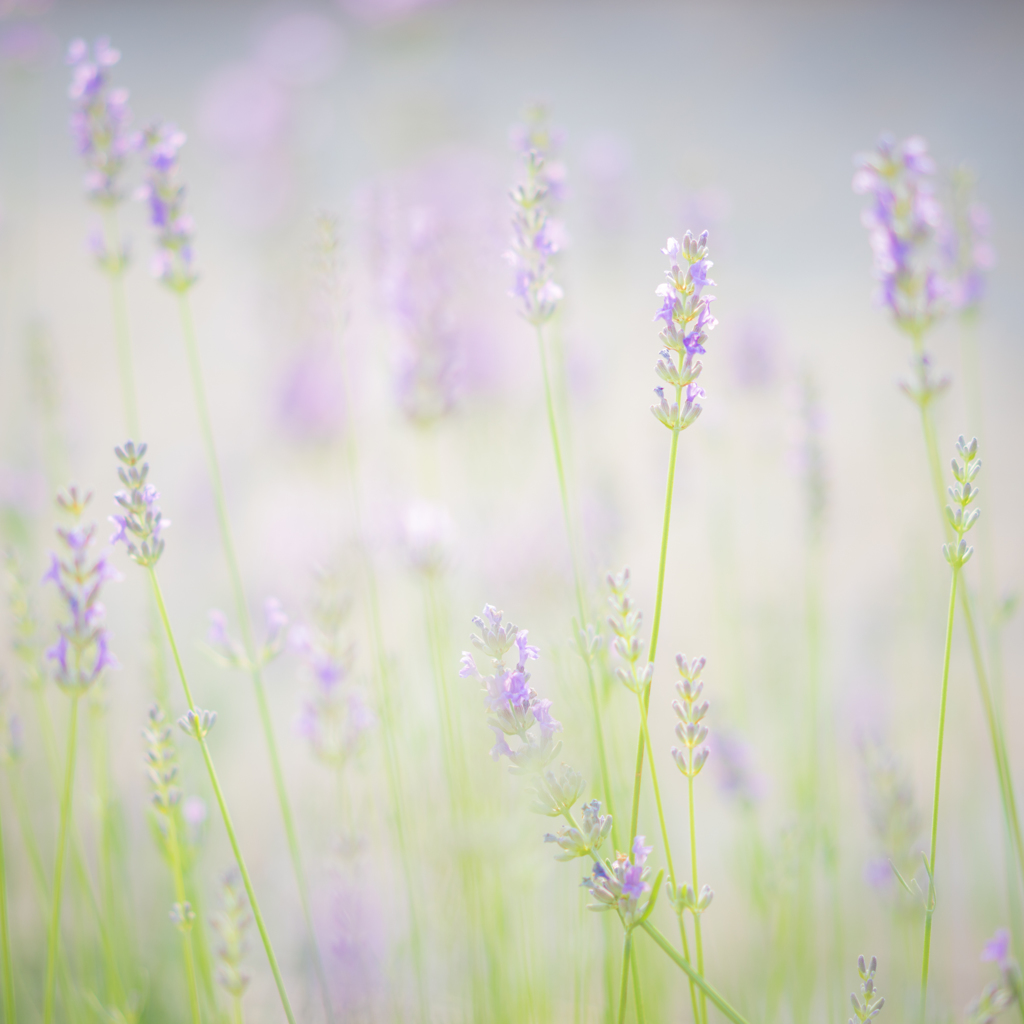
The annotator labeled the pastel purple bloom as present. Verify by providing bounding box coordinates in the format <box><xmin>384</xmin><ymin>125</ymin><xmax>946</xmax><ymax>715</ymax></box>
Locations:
<box><xmin>981</xmin><ymin>929</ymin><xmax>1011</xmax><ymax>969</ymax></box>
<box><xmin>66</xmin><ymin>36</ymin><xmax>140</xmax><ymax>205</ymax></box>
<box><xmin>939</xmin><ymin>168</ymin><xmax>996</xmax><ymax>315</ymax></box>
<box><xmin>631</xmin><ymin>835</ymin><xmax>652</xmax><ymax>868</ymax></box>
<box><xmin>111</xmin><ymin>443</ymin><xmax>169</xmax><ymax>568</ymax></box>
<box><xmin>864</xmin><ymin>858</ymin><xmax>893</xmax><ymax>890</ymax></box>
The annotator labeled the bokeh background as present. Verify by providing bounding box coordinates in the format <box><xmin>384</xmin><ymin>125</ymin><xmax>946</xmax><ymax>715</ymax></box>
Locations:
<box><xmin>1</xmin><ymin>1</ymin><xmax>1023</xmax><ymax>1022</ymax></box>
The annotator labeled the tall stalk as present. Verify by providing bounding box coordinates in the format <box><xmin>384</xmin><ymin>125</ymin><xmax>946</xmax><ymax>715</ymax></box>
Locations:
<box><xmin>101</xmin><ymin>207</ymin><xmax>140</xmax><ymax>438</ymax></box>
<box><xmin>149</xmin><ymin>570</ymin><xmax>297</xmax><ymax>1024</ymax></box>
<box><xmin>537</xmin><ymin>323</ymin><xmax>617</xmax><ymax>844</ymax></box>
<box><xmin>0</xmin><ymin>789</ymin><xmax>15</xmax><ymax>1024</ymax></box>
<box><xmin>43</xmin><ymin>694</ymin><xmax>79</xmax><ymax>1024</ymax></box>
<box><xmin>174</xmin><ymin>295</ymin><xmax>333</xmax><ymax>1023</ymax></box>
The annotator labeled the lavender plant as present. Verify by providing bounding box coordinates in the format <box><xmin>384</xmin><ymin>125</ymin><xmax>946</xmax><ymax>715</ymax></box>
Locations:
<box><xmin>110</xmin><ymin>440</ymin><xmax>297</xmax><ymax>1024</ymax></box>
<box><xmin>849</xmin><ymin>955</ymin><xmax>886</xmax><ymax>1024</ymax></box>
<box><xmin>211</xmin><ymin>868</ymin><xmax>253</xmax><ymax>1024</ymax></box>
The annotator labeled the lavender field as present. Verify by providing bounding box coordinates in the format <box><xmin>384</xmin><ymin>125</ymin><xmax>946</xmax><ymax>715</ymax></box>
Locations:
<box><xmin>1</xmin><ymin>1</ymin><xmax>1023</xmax><ymax>1022</ymax></box>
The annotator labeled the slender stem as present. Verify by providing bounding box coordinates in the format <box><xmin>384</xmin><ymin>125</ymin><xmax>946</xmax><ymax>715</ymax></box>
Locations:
<box><xmin>635</xmin><ymin>690</ymin><xmax>677</xmax><ymax>885</ymax></box>
<box><xmin>0</xmin><ymin>797</ymin><xmax>15</xmax><ymax>1024</ymax></box>
<box><xmin>536</xmin><ymin>323</ymin><xmax>617</xmax><ymax>844</ymax></box>
<box><xmin>678</xmin><ymin>908</ymin><xmax>701</xmax><ymax>1024</ymax></box>
<box><xmin>920</xmin><ymin>568</ymin><xmax>959</xmax><ymax>1023</ymax></box>
<box><xmin>618</xmin><ymin>931</ymin><xmax>632</xmax><ymax>1024</ymax></box>
<box><xmin>688</xmin><ymin>773</ymin><xmax>707</xmax><ymax>1024</ymax></box>
<box><xmin>101</xmin><ymin>207</ymin><xmax>140</xmax><ymax>438</ymax></box>
<box><xmin>640</xmin><ymin>922</ymin><xmax>752</xmax><ymax>1024</ymax></box>
<box><xmin>43</xmin><ymin>693</ymin><xmax>79</xmax><ymax>1024</ymax></box>
<box><xmin>165</xmin><ymin>812</ymin><xmax>202</xmax><ymax>1024</ymax></box>
<box><xmin>174</xmin><ymin>294</ymin><xmax>333</xmax><ymax>1024</ymax></box>
<box><xmin>233</xmin><ymin>995</ymin><xmax>245</xmax><ymax>1024</ymax></box>
<box><xmin>149</xmin><ymin>569</ymin><xmax>297</xmax><ymax>1024</ymax></box>
<box><xmin>630</xmin><ymin>943</ymin><xmax>646</xmax><ymax>1024</ymax></box>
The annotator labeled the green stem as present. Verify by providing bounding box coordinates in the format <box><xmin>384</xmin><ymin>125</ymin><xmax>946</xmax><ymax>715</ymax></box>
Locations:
<box><xmin>635</xmin><ymin>690</ymin><xmax>677</xmax><ymax>886</ymax></box>
<box><xmin>618</xmin><ymin>931</ymin><xmax>632</xmax><ymax>1024</ymax></box>
<box><xmin>678</xmin><ymin>910</ymin><xmax>701</xmax><ymax>1024</ymax></box>
<box><xmin>536</xmin><ymin>323</ymin><xmax>617</xmax><ymax>845</ymax></box>
<box><xmin>640</xmin><ymin>922</ymin><xmax>752</xmax><ymax>1024</ymax></box>
<box><xmin>920</xmin><ymin>567</ymin><xmax>959</xmax><ymax>1023</ymax></box>
<box><xmin>165</xmin><ymin>813</ymin><xmax>202</xmax><ymax>1024</ymax></box>
<box><xmin>101</xmin><ymin>207</ymin><xmax>140</xmax><ymax>438</ymax></box>
<box><xmin>0</xmin><ymin>794</ymin><xmax>15</xmax><ymax>1024</ymax></box>
<box><xmin>688</xmin><ymin>773</ymin><xmax>707</xmax><ymax>1024</ymax></box>
<box><xmin>149</xmin><ymin>569</ymin><xmax>297</xmax><ymax>1024</ymax></box>
<box><xmin>43</xmin><ymin>693</ymin><xmax>79</xmax><ymax>1024</ymax></box>
<box><xmin>175</xmin><ymin>294</ymin><xmax>333</xmax><ymax>1024</ymax></box>
<box><xmin>630</xmin><ymin>943</ymin><xmax>645</xmax><ymax>1024</ymax></box>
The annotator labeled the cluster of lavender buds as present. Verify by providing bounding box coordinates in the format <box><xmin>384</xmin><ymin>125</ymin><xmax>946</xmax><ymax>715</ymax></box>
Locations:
<box><xmin>606</xmin><ymin>568</ymin><xmax>652</xmax><ymax>694</ymax></box>
<box><xmin>44</xmin><ymin>487</ymin><xmax>119</xmax><ymax>694</ymax></box>
<box><xmin>581</xmin><ymin>836</ymin><xmax>658</xmax><ymax>928</ymax></box>
<box><xmin>206</xmin><ymin>599</ymin><xmax>288</xmax><ymax>671</ymax></box>
<box><xmin>0</xmin><ymin>680</ymin><xmax>22</xmax><ymax>767</ymax></box>
<box><xmin>852</xmin><ymin>134</ymin><xmax>944</xmax><ymax>334</ymax></box>
<box><xmin>544</xmin><ymin>799</ymin><xmax>613</xmax><ymax>861</ymax></box>
<box><xmin>401</xmin><ymin>500</ymin><xmax>456</xmax><ymax>576</ymax></box>
<box><xmin>291</xmin><ymin>596</ymin><xmax>374</xmax><ymax>769</ymax></box>
<box><xmin>66</xmin><ymin>37</ymin><xmax>139</xmax><ymax>206</ymax></box>
<box><xmin>652</xmin><ymin>233</ymin><xmax>716</xmax><ymax>431</ymax></box>
<box><xmin>970</xmin><ymin>930</ymin><xmax>1022</xmax><ymax>1024</ymax></box>
<box><xmin>179</xmin><ymin>707</ymin><xmax>217</xmax><ymax>741</ymax></box>
<box><xmin>143</xmin><ymin>704</ymin><xmax>182</xmax><ymax>814</ymax></box>
<box><xmin>848</xmin><ymin>955</ymin><xmax>885</xmax><ymax>1024</ymax></box>
<box><xmin>939</xmin><ymin>167</ymin><xmax>996</xmax><ymax>315</ymax></box>
<box><xmin>506</xmin><ymin>142</ymin><xmax>564</xmax><ymax>325</ymax></box>
<box><xmin>459</xmin><ymin>605</ymin><xmax>562</xmax><ymax>774</ymax></box>
<box><xmin>110</xmin><ymin>441</ymin><xmax>169</xmax><ymax>568</ymax></box>
<box><xmin>138</xmin><ymin>122</ymin><xmax>197</xmax><ymax>291</ymax></box>
<box><xmin>671</xmin><ymin>655</ymin><xmax>710</xmax><ymax>779</ymax></box>
<box><xmin>898</xmin><ymin>352</ymin><xmax>950</xmax><ymax>410</ymax></box>
<box><xmin>509</xmin><ymin>103</ymin><xmax>567</xmax><ymax>203</ymax></box>
<box><xmin>211</xmin><ymin>867</ymin><xmax>252</xmax><ymax>1000</ymax></box>
<box><xmin>944</xmin><ymin>435</ymin><xmax>981</xmax><ymax>571</ymax></box>
<box><xmin>4</xmin><ymin>548</ymin><xmax>45</xmax><ymax>692</ymax></box>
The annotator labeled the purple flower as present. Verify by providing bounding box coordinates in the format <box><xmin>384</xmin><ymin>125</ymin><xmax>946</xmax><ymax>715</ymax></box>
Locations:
<box><xmin>44</xmin><ymin>489</ymin><xmax>119</xmax><ymax>694</ymax></box>
<box><xmin>66</xmin><ymin>37</ymin><xmax>140</xmax><ymax>205</ymax></box>
<box><xmin>853</xmin><ymin>134</ymin><xmax>945</xmax><ymax>334</ymax></box>
<box><xmin>939</xmin><ymin>167</ymin><xmax>996</xmax><ymax>315</ymax></box>
<box><xmin>581</xmin><ymin>843</ymin><xmax>654</xmax><ymax>925</ymax></box>
<box><xmin>137</xmin><ymin>123</ymin><xmax>197</xmax><ymax>292</ymax></box>
<box><xmin>401</xmin><ymin>500</ymin><xmax>455</xmax><ymax>575</ymax></box>
<box><xmin>981</xmin><ymin>929</ymin><xmax>1012</xmax><ymax>970</ymax></box>
<box><xmin>110</xmin><ymin>442</ymin><xmax>169</xmax><ymax>568</ymax></box>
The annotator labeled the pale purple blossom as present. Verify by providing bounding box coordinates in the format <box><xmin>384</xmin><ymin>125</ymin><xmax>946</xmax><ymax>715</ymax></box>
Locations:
<box><xmin>852</xmin><ymin>134</ymin><xmax>945</xmax><ymax>334</ymax></box>
<box><xmin>66</xmin><ymin>36</ymin><xmax>140</xmax><ymax>204</ymax></box>
<box><xmin>982</xmin><ymin>929</ymin><xmax>1012</xmax><ymax>970</ymax></box>
<box><xmin>939</xmin><ymin>167</ymin><xmax>996</xmax><ymax>315</ymax></box>
<box><xmin>110</xmin><ymin>441</ymin><xmax>169</xmax><ymax>568</ymax></box>
<box><xmin>581</xmin><ymin>837</ymin><xmax>655</xmax><ymax>925</ymax></box>
<box><xmin>401</xmin><ymin>500</ymin><xmax>455</xmax><ymax>576</ymax></box>
<box><xmin>138</xmin><ymin>122</ymin><xmax>197</xmax><ymax>291</ymax></box>
<box><xmin>44</xmin><ymin>487</ymin><xmax>119</xmax><ymax>694</ymax></box>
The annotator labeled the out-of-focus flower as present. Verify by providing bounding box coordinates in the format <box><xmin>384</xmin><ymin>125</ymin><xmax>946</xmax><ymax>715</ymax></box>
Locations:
<box><xmin>138</xmin><ymin>123</ymin><xmax>197</xmax><ymax>291</ymax></box>
<box><xmin>401</xmin><ymin>500</ymin><xmax>455</xmax><ymax>576</ymax></box>
<box><xmin>278</xmin><ymin>344</ymin><xmax>347</xmax><ymax>442</ymax></box>
<box><xmin>606</xmin><ymin>568</ymin><xmax>652</xmax><ymax>694</ymax></box>
<box><xmin>0</xmin><ymin>679</ymin><xmax>23</xmax><ymax>765</ymax></box>
<box><xmin>731</xmin><ymin>314</ymin><xmax>780</xmax><ymax>391</ymax></box>
<box><xmin>939</xmin><ymin>166</ymin><xmax>996</xmax><ymax>315</ymax></box>
<box><xmin>509</xmin><ymin>103</ymin><xmax>567</xmax><ymax>204</ymax></box>
<box><xmin>544</xmin><ymin>799</ymin><xmax>612</xmax><ymax>861</ymax></box>
<box><xmin>982</xmin><ymin>929</ymin><xmax>1012</xmax><ymax>971</ymax></box>
<box><xmin>581</xmin><ymin>835</ymin><xmax>656</xmax><ymax>926</ymax></box>
<box><xmin>506</xmin><ymin>106</ymin><xmax>565</xmax><ymax>326</ymax></box>
<box><xmin>852</xmin><ymin>134</ymin><xmax>944</xmax><ymax>335</ymax></box>
<box><xmin>0</xmin><ymin>21</ymin><xmax>54</xmax><ymax>70</ymax></box>
<box><xmin>206</xmin><ymin>598</ymin><xmax>288</xmax><ymax>671</ymax></box>
<box><xmin>336</xmin><ymin>0</ymin><xmax>450</xmax><ymax>26</ymax></box>
<box><xmin>211</xmin><ymin>867</ymin><xmax>252</xmax><ymax>999</ymax></box>
<box><xmin>198</xmin><ymin>63</ymin><xmax>289</xmax><ymax>157</ymax></box>
<box><xmin>44</xmin><ymin>487</ymin><xmax>119</xmax><ymax>694</ymax></box>
<box><xmin>581</xmin><ymin>132</ymin><xmax>632</xmax><ymax>232</ymax></box>
<box><xmin>671</xmin><ymin>654</ymin><xmax>710</xmax><ymax>779</ymax></box>
<box><xmin>254</xmin><ymin>11</ymin><xmax>344</xmax><ymax>88</ymax></box>
<box><xmin>66</xmin><ymin>36</ymin><xmax>140</xmax><ymax>205</ymax></box>
<box><xmin>110</xmin><ymin>441</ymin><xmax>169</xmax><ymax>568</ymax></box>
<box><xmin>709</xmin><ymin>730</ymin><xmax>765</xmax><ymax>808</ymax></box>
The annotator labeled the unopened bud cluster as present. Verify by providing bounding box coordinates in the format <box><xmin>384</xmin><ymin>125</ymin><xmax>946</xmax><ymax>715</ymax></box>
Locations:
<box><xmin>178</xmin><ymin>707</ymin><xmax>217</xmax><ymax>741</ymax></box>
<box><xmin>606</xmin><ymin>569</ymin><xmax>651</xmax><ymax>695</ymax></box>
<box><xmin>582</xmin><ymin>836</ymin><xmax>657</xmax><ymax>928</ymax></box>
<box><xmin>671</xmin><ymin>655</ymin><xmax>710</xmax><ymax>779</ymax></box>
<box><xmin>944</xmin><ymin>435</ymin><xmax>981</xmax><ymax>570</ymax></box>
<box><xmin>544</xmin><ymin>799</ymin><xmax>613</xmax><ymax>861</ymax></box>
<box><xmin>849</xmin><ymin>955</ymin><xmax>885</xmax><ymax>1024</ymax></box>
<box><xmin>207</xmin><ymin>599</ymin><xmax>288</xmax><ymax>672</ymax></box>
<box><xmin>212</xmin><ymin>868</ymin><xmax>252</xmax><ymax>999</ymax></box>
<box><xmin>110</xmin><ymin>441</ymin><xmax>169</xmax><ymax>568</ymax></box>
<box><xmin>143</xmin><ymin>704</ymin><xmax>182</xmax><ymax>813</ymax></box>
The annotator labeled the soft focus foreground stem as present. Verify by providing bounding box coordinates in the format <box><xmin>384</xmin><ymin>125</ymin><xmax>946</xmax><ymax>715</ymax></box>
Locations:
<box><xmin>165</xmin><ymin>812</ymin><xmax>202</xmax><ymax>1024</ymax></box>
<box><xmin>640</xmin><ymin>922</ymin><xmax>751</xmax><ymax>1024</ymax></box>
<box><xmin>536</xmin><ymin>324</ymin><xmax>617</xmax><ymax>843</ymax></box>
<box><xmin>630</xmin><ymin>944</ymin><xmax>646</xmax><ymax>1023</ymax></box>
<box><xmin>0</xmin><ymin>796</ymin><xmax>15</xmax><ymax>1024</ymax></box>
<box><xmin>102</xmin><ymin>207</ymin><xmax>140</xmax><ymax>437</ymax></box>
<box><xmin>43</xmin><ymin>693</ymin><xmax>79</xmax><ymax>1024</ymax></box>
<box><xmin>617</xmin><ymin>931</ymin><xmax>632</xmax><ymax>1024</ymax></box>
<box><xmin>175</xmin><ymin>294</ymin><xmax>332</xmax><ymax>1023</ymax></box>
<box><xmin>149</xmin><ymin>569</ymin><xmax>297</xmax><ymax>1024</ymax></box>
<box><xmin>920</xmin><ymin>568</ymin><xmax>959</xmax><ymax>1022</ymax></box>
<box><xmin>688</xmin><ymin>773</ymin><xmax>708</xmax><ymax>1024</ymax></box>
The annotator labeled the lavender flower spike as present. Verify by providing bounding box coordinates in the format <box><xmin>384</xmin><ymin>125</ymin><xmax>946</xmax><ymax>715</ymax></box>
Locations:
<box><xmin>852</xmin><ymin>134</ymin><xmax>944</xmax><ymax>336</ymax></box>
<box><xmin>940</xmin><ymin>166</ymin><xmax>996</xmax><ymax>315</ymax></box>
<box><xmin>506</xmin><ymin>145</ymin><xmax>564</xmax><ymax>324</ymax></box>
<box><xmin>67</xmin><ymin>37</ymin><xmax>140</xmax><ymax>206</ymax></box>
<box><xmin>581</xmin><ymin>835</ymin><xmax>656</xmax><ymax>926</ymax></box>
<box><xmin>138</xmin><ymin>122</ymin><xmax>198</xmax><ymax>292</ymax></box>
<box><xmin>652</xmin><ymin>232</ymin><xmax>717</xmax><ymax>429</ymax></box>
<box><xmin>110</xmin><ymin>441</ymin><xmax>169</xmax><ymax>567</ymax></box>
<box><xmin>44</xmin><ymin>487</ymin><xmax>120</xmax><ymax>694</ymax></box>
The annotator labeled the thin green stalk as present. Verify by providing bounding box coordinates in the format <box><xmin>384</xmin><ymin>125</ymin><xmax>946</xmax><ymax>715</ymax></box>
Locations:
<box><xmin>174</xmin><ymin>294</ymin><xmax>333</xmax><ymax>1024</ymax></box>
<box><xmin>0</xmin><ymin>797</ymin><xmax>15</xmax><ymax>1024</ymax></box>
<box><xmin>687</xmin><ymin>774</ymin><xmax>707</xmax><ymax>1024</ymax></box>
<box><xmin>149</xmin><ymin>569</ymin><xmax>297</xmax><ymax>1024</ymax></box>
<box><xmin>233</xmin><ymin>996</ymin><xmax>245</xmax><ymax>1024</ymax></box>
<box><xmin>101</xmin><ymin>207</ymin><xmax>140</xmax><ymax>438</ymax></box>
<box><xmin>618</xmin><ymin>931</ymin><xmax>632</xmax><ymax>1024</ymax></box>
<box><xmin>536</xmin><ymin>323</ymin><xmax>617</xmax><ymax>845</ymax></box>
<box><xmin>43</xmin><ymin>692</ymin><xmax>79</xmax><ymax>1024</ymax></box>
<box><xmin>640</xmin><ymin>922</ymin><xmax>752</xmax><ymax>1024</ymax></box>
<box><xmin>919</xmin><ymin>568</ymin><xmax>959</xmax><ymax>1022</ymax></box>
<box><xmin>165</xmin><ymin>813</ymin><xmax>202</xmax><ymax>1024</ymax></box>
<box><xmin>630</xmin><ymin>943</ymin><xmax>645</xmax><ymax>1023</ymax></box>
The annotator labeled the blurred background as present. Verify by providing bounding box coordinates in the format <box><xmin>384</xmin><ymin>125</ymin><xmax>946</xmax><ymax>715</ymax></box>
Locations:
<box><xmin>1</xmin><ymin>0</ymin><xmax>1023</xmax><ymax>1021</ymax></box>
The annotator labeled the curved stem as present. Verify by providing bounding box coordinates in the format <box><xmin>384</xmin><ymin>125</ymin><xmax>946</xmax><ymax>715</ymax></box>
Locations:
<box><xmin>640</xmin><ymin>922</ymin><xmax>751</xmax><ymax>1024</ymax></box>
<box><xmin>149</xmin><ymin>569</ymin><xmax>297</xmax><ymax>1024</ymax></box>
<box><xmin>165</xmin><ymin>813</ymin><xmax>202</xmax><ymax>1024</ymax></box>
<box><xmin>175</xmin><ymin>294</ymin><xmax>332</xmax><ymax>1024</ymax></box>
<box><xmin>920</xmin><ymin>567</ymin><xmax>959</xmax><ymax>1023</ymax></box>
<box><xmin>43</xmin><ymin>693</ymin><xmax>79</xmax><ymax>1024</ymax></box>
<box><xmin>536</xmin><ymin>323</ymin><xmax>617</xmax><ymax>845</ymax></box>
